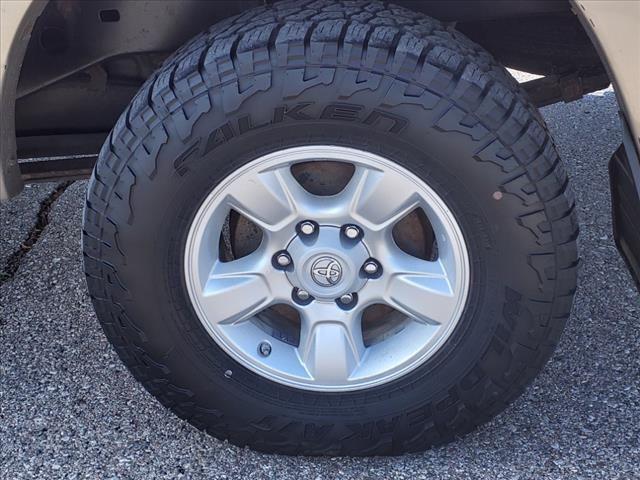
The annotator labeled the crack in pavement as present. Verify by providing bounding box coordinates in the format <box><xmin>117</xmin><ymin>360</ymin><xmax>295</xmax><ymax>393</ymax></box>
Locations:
<box><xmin>0</xmin><ymin>181</ymin><xmax>74</xmax><ymax>288</ymax></box>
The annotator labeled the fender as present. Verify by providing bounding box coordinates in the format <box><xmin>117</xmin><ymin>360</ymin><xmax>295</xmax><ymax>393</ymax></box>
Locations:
<box><xmin>0</xmin><ymin>0</ymin><xmax>46</xmax><ymax>199</ymax></box>
<box><xmin>572</xmin><ymin>0</ymin><xmax>640</xmax><ymax>160</ymax></box>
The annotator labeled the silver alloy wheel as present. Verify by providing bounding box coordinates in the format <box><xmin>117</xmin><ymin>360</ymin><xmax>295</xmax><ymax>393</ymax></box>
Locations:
<box><xmin>184</xmin><ymin>146</ymin><xmax>470</xmax><ymax>392</ymax></box>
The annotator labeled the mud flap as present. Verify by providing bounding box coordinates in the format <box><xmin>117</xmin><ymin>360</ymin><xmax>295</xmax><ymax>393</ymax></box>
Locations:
<box><xmin>609</xmin><ymin>143</ymin><xmax>640</xmax><ymax>290</ymax></box>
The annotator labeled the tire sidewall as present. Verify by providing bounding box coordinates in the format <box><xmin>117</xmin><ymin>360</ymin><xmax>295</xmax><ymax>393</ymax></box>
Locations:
<box><xmin>109</xmin><ymin>72</ymin><xmax>530</xmax><ymax>422</ymax></box>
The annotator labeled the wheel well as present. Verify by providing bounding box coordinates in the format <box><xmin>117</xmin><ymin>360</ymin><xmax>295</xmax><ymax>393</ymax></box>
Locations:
<box><xmin>14</xmin><ymin>0</ymin><xmax>605</xmax><ymax>160</ymax></box>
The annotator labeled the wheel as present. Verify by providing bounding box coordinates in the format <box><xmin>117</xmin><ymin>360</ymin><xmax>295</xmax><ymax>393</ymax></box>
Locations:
<box><xmin>83</xmin><ymin>0</ymin><xmax>578</xmax><ymax>455</ymax></box>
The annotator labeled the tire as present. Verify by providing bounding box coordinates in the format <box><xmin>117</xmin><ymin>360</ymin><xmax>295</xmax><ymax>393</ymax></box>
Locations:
<box><xmin>83</xmin><ymin>0</ymin><xmax>578</xmax><ymax>455</ymax></box>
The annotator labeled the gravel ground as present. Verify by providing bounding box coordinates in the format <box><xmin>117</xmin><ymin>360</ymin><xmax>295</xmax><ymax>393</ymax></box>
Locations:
<box><xmin>1</xmin><ymin>74</ymin><xmax>639</xmax><ymax>479</ymax></box>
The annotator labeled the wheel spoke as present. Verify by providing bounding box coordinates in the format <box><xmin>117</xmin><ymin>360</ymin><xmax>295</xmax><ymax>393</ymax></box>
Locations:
<box><xmin>225</xmin><ymin>166</ymin><xmax>310</xmax><ymax>232</ymax></box>
<box><xmin>200</xmin><ymin>252</ymin><xmax>274</xmax><ymax>325</ymax></box>
<box><xmin>384</xmin><ymin>252</ymin><xmax>458</xmax><ymax>326</ymax></box>
<box><xmin>342</xmin><ymin>165</ymin><xmax>420</xmax><ymax>230</ymax></box>
<box><xmin>297</xmin><ymin>304</ymin><xmax>365</xmax><ymax>383</ymax></box>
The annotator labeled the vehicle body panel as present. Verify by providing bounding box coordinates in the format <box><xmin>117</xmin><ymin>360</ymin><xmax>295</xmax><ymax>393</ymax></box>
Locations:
<box><xmin>573</xmin><ymin>0</ymin><xmax>640</xmax><ymax>158</ymax></box>
<box><xmin>0</xmin><ymin>0</ymin><xmax>45</xmax><ymax>199</ymax></box>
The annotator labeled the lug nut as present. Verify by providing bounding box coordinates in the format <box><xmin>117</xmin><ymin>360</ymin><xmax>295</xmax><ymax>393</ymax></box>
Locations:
<box><xmin>344</xmin><ymin>225</ymin><xmax>360</xmax><ymax>239</ymax></box>
<box><xmin>299</xmin><ymin>221</ymin><xmax>316</xmax><ymax>235</ymax></box>
<box><xmin>363</xmin><ymin>261</ymin><xmax>379</xmax><ymax>275</ymax></box>
<box><xmin>258</xmin><ymin>341</ymin><xmax>272</xmax><ymax>357</ymax></box>
<box><xmin>276</xmin><ymin>252</ymin><xmax>292</xmax><ymax>267</ymax></box>
<box><xmin>296</xmin><ymin>289</ymin><xmax>310</xmax><ymax>301</ymax></box>
<box><xmin>339</xmin><ymin>293</ymin><xmax>354</xmax><ymax>304</ymax></box>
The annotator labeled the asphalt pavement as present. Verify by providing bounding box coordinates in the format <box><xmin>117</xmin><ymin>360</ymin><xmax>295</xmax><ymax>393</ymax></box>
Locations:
<box><xmin>1</xmin><ymin>75</ymin><xmax>638</xmax><ymax>479</ymax></box>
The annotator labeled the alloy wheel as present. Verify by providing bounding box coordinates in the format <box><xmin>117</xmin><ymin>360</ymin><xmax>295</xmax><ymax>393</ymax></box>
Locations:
<box><xmin>184</xmin><ymin>146</ymin><xmax>470</xmax><ymax>391</ymax></box>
